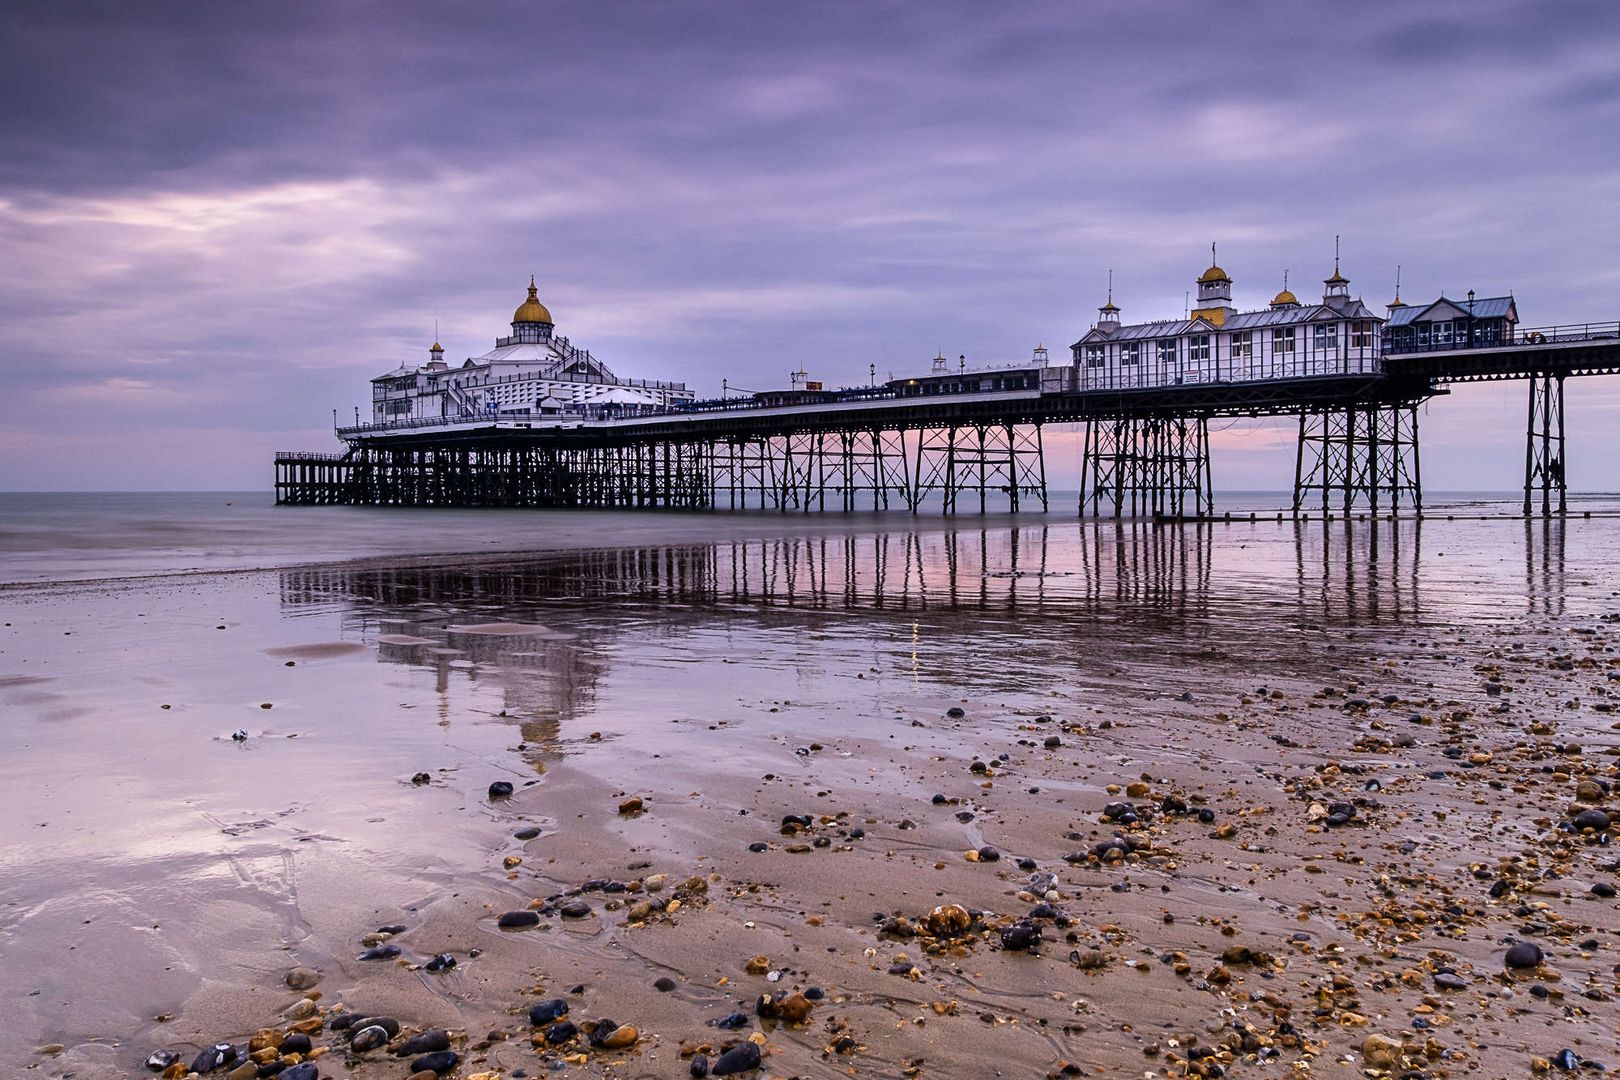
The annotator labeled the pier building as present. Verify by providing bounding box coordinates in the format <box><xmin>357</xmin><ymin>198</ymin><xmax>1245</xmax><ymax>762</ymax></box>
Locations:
<box><xmin>369</xmin><ymin>278</ymin><xmax>694</xmax><ymax>424</ymax></box>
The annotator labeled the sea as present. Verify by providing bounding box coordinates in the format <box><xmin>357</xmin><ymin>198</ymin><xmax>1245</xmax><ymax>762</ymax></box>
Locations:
<box><xmin>2</xmin><ymin>489</ymin><xmax>1615</xmax><ymax>586</ymax></box>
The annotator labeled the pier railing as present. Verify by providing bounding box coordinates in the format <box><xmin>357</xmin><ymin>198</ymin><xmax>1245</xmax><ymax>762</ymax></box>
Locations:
<box><xmin>1382</xmin><ymin>321</ymin><xmax>1620</xmax><ymax>355</ymax></box>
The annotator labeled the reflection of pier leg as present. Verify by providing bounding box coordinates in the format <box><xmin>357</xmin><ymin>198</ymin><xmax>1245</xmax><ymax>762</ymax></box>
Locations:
<box><xmin>1524</xmin><ymin>373</ymin><xmax>1567</xmax><ymax>517</ymax></box>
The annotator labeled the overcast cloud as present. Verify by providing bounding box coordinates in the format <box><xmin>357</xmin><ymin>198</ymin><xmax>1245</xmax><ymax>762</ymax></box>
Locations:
<box><xmin>2</xmin><ymin>0</ymin><xmax>1618</xmax><ymax>490</ymax></box>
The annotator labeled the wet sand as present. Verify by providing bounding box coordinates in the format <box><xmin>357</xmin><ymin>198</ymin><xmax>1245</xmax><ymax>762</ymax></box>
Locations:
<box><xmin>2</xmin><ymin>517</ymin><xmax>1616</xmax><ymax>1078</ymax></box>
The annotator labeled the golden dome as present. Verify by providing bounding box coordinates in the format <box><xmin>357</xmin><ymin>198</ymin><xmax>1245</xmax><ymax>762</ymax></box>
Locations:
<box><xmin>512</xmin><ymin>277</ymin><xmax>553</xmax><ymax>325</ymax></box>
<box><xmin>1271</xmin><ymin>290</ymin><xmax>1298</xmax><ymax>306</ymax></box>
<box><xmin>430</xmin><ymin>341</ymin><xmax>443</xmax><ymax>352</ymax></box>
<box><xmin>1198</xmin><ymin>265</ymin><xmax>1231</xmax><ymax>284</ymax></box>
<box><xmin>1324</xmin><ymin>269</ymin><xmax>1349</xmax><ymax>285</ymax></box>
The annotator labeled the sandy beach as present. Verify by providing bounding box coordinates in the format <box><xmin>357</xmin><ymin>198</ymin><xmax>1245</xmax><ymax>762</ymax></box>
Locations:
<box><xmin>3</xmin><ymin>514</ymin><xmax>1616</xmax><ymax>1079</ymax></box>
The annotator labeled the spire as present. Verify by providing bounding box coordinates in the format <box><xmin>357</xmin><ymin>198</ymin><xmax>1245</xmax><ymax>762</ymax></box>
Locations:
<box><xmin>1097</xmin><ymin>269</ymin><xmax>1120</xmax><ymax>328</ymax></box>
<box><xmin>1271</xmin><ymin>269</ymin><xmax>1299</xmax><ymax>308</ymax></box>
<box><xmin>1324</xmin><ymin>235</ymin><xmax>1348</xmax><ymax>285</ymax></box>
<box><xmin>1388</xmin><ymin>265</ymin><xmax>1406</xmax><ymax>309</ymax></box>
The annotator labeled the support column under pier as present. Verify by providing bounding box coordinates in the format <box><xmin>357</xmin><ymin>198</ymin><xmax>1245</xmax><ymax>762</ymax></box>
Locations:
<box><xmin>912</xmin><ymin>423</ymin><xmax>1047</xmax><ymax>514</ymax></box>
<box><xmin>1292</xmin><ymin>404</ymin><xmax>1421</xmax><ymax>517</ymax></box>
<box><xmin>1079</xmin><ymin>415</ymin><xmax>1212</xmax><ymax>519</ymax></box>
<box><xmin>1524</xmin><ymin>372</ymin><xmax>1567</xmax><ymax>517</ymax></box>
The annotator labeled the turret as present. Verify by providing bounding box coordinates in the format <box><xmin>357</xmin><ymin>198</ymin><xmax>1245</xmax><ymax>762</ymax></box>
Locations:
<box><xmin>510</xmin><ymin>276</ymin><xmax>555</xmax><ymax>344</ymax></box>
<box><xmin>1096</xmin><ymin>270</ymin><xmax>1121</xmax><ymax>332</ymax></box>
<box><xmin>1191</xmin><ymin>243</ymin><xmax>1234</xmax><ymax>326</ymax></box>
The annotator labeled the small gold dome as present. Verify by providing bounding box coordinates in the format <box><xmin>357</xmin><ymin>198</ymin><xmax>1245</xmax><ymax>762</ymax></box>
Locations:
<box><xmin>513</xmin><ymin>277</ymin><xmax>553</xmax><ymax>325</ymax></box>
<box><xmin>1198</xmin><ymin>265</ymin><xmax>1231</xmax><ymax>284</ymax></box>
<box><xmin>1324</xmin><ymin>269</ymin><xmax>1349</xmax><ymax>285</ymax></box>
<box><xmin>430</xmin><ymin>341</ymin><xmax>443</xmax><ymax>352</ymax></box>
<box><xmin>1271</xmin><ymin>290</ymin><xmax>1298</xmax><ymax>306</ymax></box>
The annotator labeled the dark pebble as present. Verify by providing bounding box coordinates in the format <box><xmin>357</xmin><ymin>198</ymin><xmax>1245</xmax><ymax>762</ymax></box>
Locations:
<box><xmin>1434</xmin><ymin>972</ymin><xmax>1468</xmax><ymax>991</ymax></box>
<box><xmin>411</xmin><ymin>772</ymin><xmax>431</xmax><ymax>784</ymax></box>
<box><xmin>378</xmin><ymin>923</ymin><xmax>407</xmax><ymax>934</ymax></box>
<box><xmin>1044</xmin><ymin>736</ymin><xmax>1061</xmax><ymax>749</ymax></box>
<box><xmin>747</xmin><ymin>841</ymin><xmax>768</xmax><ymax>853</ymax></box>
<box><xmin>278</xmin><ymin>1033</ymin><xmax>312</xmax><ymax>1055</ymax></box>
<box><xmin>946</xmin><ymin>707</ymin><xmax>966</xmax><ymax>718</ymax></box>
<box><xmin>425</xmin><ymin>952</ymin><xmax>456</xmax><ymax>972</ymax></box>
<box><xmin>655</xmin><ymin>976</ymin><xmax>678</xmax><ymax>992</ymax></box>
<box><xmin>514</xmin><ymin>826</ymin><xmax>542</xmax><ymax>840</ymax></box>
<box><xmin>999</xmin><ymin>921</ymin><xmax>1041</xmax><ymax>951</ymax></box>
<box><xmin>1573</xmin><ymin>809</ymin><xmax>1611</xmax><ymax>832</ymax></box>
<box><xmin>931</xmin><ymin>794</ymin><xmax>949</xmax><ymax>805</ymax></box>
<box><xmin>280</xmin><ymin>1065</ymin><xmax>318</xmax><ymax>1080</ymax></box>
<box><xmin>347</xmin><ymin>1016</ymin><xmax>399</xmax><ymax>1038</ymax></box>
<box><xmin>497</xmin><ymin>910</ymin><xmax>540</xmax><ymax>929</ymax></box>
<box><xmin>690</xmin><ymin>1053</ymin><xmax>711</xmax><ymax>1077</ymax></box>
<box><xmin>189</xmin><ymin>1044</ymin><xmax>239</xmax><ymax>1073</ymax></box>
<box><xmin>710</xmin><ymin>1010</ymin><xmax>750</xmax><ymax>1029</ymax></box>
<box><xmin>1553</xmin><ymin>1049</ymin><xmax>1578</xmax><ymax>1071</ymax></box>
<box><xmin>976</xmin><ymin>845</ymin><xmax>1001</xmax><ymax>862</ymax></box>
<box><xmin>1504</xmin><ymin>941</ymin><xmax>1544</xmax><ymax>969</ymax></box>
<box><xmin>546</xmin><ymin>1020</ymin><xmax>578</xmax><ymax>1045</ymax></box>
<box><xmin>144</xmin><ymin>1050</ymin><xmax>180</xmax><ymax>1071</ymax></box>
<box><xmin>528</xmin><ymin>998</ymin><xmax>570</xmax><ymax>1025</ymax></box>
<box><xmin>358</xmin><ymin>944</ymin><xmax>400</xmax><ymax>961</ymax></box>
<box><xmin>847</xmin><ymin>828</ymin><xmax>865</xmax><ymax>840</ymax></box>
<box><xmin>712</xmin><ymin>1040</ymin><xmax>763</xmax><ymax>1074</ymax></box>
<box><xmin>560</xmin><ymin>900</ymin><xmax>592</xmax><ymax>919</ymax></box>
<box><xmin>489</xmin><ymin>781</ymin><xmax>515</xmax><ymax>799</ymax></box>
<box><xmin>395</xmin><ymin>1029</ymin><xmax>451</xmax><ymax>1056</ymax></box>
<box><xmin>1196</xmin><ymin>808</ymin><xmax>1216</xmax><ymax>824</ymax></box>
<box><xmin>411</xmin><ymin>1050</ymin><xmax>460</xmax><ymax>1074</ymax></box>
<box><xmin>350</xmin><ymin>1025</ymin><xmax>388</xmax><ymax>1052</ymax></box>
<box><xmin>1592</xmin><ymin>882</ymin><xmax>1617</xmax><ymax>898</ymax></box>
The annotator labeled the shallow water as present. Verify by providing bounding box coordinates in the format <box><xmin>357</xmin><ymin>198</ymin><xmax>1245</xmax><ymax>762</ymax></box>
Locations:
<box><xmin>1</xmin><ymin>505</ymin><xmax>1615</xmax><ymax>1074</ymax></box>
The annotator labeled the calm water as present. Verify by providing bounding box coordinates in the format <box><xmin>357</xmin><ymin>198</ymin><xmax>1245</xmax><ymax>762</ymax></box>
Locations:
<box><xmin>3</xmin><ymin>489</ymin><xmax>1616</xmax><ymax>586</ymax></box>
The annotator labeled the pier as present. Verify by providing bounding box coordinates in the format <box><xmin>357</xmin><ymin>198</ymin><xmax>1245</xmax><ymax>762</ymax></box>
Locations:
<box><xmin>276</xmin><ymin>321</ymin><xmax>1619</xmax><ymax>518</ymax></box>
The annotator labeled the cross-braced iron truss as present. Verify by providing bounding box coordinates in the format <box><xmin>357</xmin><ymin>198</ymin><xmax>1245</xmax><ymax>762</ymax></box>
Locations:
<box><xmin>1079</xmin><ymin>415</ymin><xmax>1212</xmax><ymax>519</ymax></box>
<box><xmin>1524</xmin><ymin>373</ymin><xmax>1566</xmax><ymax>517</ymax></box>
<box><xmin>912</xmin><ymin>423</ymin><xmax>1048</xmax><ymax>514</ymax></box>
<box><xmin>1292</xmin><ymin>405</ymin><xmax>1421</xmax><ymax>516</ymax></box>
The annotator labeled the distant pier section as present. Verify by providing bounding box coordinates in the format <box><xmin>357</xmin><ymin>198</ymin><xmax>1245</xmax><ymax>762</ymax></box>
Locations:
<box><xmin>277</xmin><ymin>263</ymin><xmax>1620</xmax><ymax>518</ymax></box>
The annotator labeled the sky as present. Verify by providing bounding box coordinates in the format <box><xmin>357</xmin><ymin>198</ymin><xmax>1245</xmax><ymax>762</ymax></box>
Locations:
<box><xmin>1</xmin><ymin>0</ymin><xmax>1618</xmax><ymax>492</ymax></box>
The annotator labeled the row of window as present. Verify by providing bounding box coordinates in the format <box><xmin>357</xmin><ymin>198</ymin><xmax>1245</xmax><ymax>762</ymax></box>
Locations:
<box><xmin>1081</xmin><ymin>322</ymin><xmax>1376</xmax><ymax>367</ymax></box>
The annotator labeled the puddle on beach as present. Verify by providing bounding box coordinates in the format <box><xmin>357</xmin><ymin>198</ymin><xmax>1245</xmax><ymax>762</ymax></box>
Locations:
<box><xmin>1</xmin><ymin>516</ymin><xmax>1613</xmax><ymax>1077</ymax></box>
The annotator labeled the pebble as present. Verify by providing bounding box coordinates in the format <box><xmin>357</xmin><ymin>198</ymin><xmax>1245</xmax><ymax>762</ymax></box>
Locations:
<box><xmin>411</xmin><ymin>771</ymin><xmax>431</xmax><ymax>784</ymax></box>
<box><xmin>711</xmin><ymin>1040</ymin><xmax>763</xmax><ymax>1074</ymax></box>
<box><xmin>1572</xmin><ymin>808</ymin><xmax>1611</xmax><ymax>832</ymax></box>
<box><xmin>545</xmin><ymin>1019</ymin><xmax>578</xmax><ymax>1045</ymax></box>
<box><xmin>654</xmin><ymin>975</ymin><xmax>678</xmax><ymax>991</ymax></box>
<box><xmin>279</xmin><ymin>1033</ymin><xmax>312</xmax><ymax>1055</ymax></box>
<box><xmin>1592</xmin><ymin>882</ymin><xmax>1617</xmax><ymax>898</ymax></box>
<box><xmin>145</xmin><ymin>1050</ymin><xmax>180</xmax><ymax>1070</ymax></box>
<box><xmin>351</xmin><ymin>1023</ymin><xmax>388</xmax><ymax>1052</ymax></box>
<box><xmin>618</xmin><ymin>797</ymin><xmax>645</xmax><ymax>815</ymax></box>
<box><xmin>560</xmin><ymin>900</ymin><xmax>592</xmax><ymax>919</ymax></box>
<box><xmin>1504</xmin><ymin>941</ymin><xmax>1544</xmax><ymax>969</ymax></box>
<box><xmin>488</xmin><ymin>781</ymin><xmax>514</xmax><ymax>799</ymax></box>
<box><xmin>283</xmin><ymin>965</ymin><xmax>320</xmax><ymax>990</ymax></box>
<box><xmin>690</xmin><ymin>1053</ymin><xmax>711</xmax><ymax>1076</ymax></box>
<box><xmin>946</xmin><ymin>706</ymin><xmax>966</xmax><ymax>718</ymax></box>
<box><xmin>596</xmin><ymin>1022</ymin><xmax>640</xmax><ymax>1049</ymax></box>
<box><xmin>710</xmin><ymin>1010</ymin><xmax>750</xmax><ymax>1029</ymax></box>
<box><xmin>529</xmin><ymin>999</ymin><xmax>570</xmax><ymax>1025</ymax></box>
<box><xmin>497</xmin><ymin>910</ymin><xmax>540</xmax><ymax>929</ymax></box>
<box><xmin>514</xmin><ymin>826</ymin><xmax>541</xmax><ymax>840</ymax></box>
<box><xmin>395</xmin><ymin>1029</ymin><xmax>451</xmax><ymax>1056</ymax></box>
<box><xmin>425</xmin><ymin>952</ymin><xmax>457</xmax><ymax>972</ymax></box>
<box><xmin>358</xmin><ymin>944</ymin><xmax>401</xmax><ymax>960</ymax></box>
<box><xmin>190</xmin><ymin>1044</ymin><xmax>240</xmax><ymax>1073</ymax></box>
<box><xmin>1434</xmin><ymin>972</ymin><xmax>1468</xmax><ymax>991</ymax></box>
<box><xmin>410</xmin><ymin>1050</ymin><xmax>460</xmax><ymax>1074</ymax></box>
<box><xmin>279</xmin><ymin>1065</ymin><xmax>318</xmax><ymax>1080</ymax></box>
